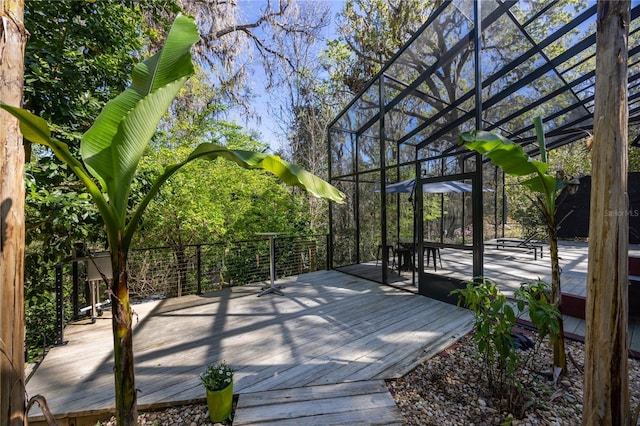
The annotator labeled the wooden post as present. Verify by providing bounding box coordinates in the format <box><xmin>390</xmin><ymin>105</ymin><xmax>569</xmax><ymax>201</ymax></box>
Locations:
<box><xmin>584</xmin><ymin>1</ymin><xmax>630</xmax><ymax>424</ymax></box>
<box><xmin>0</xmin><ymin>1</ymin><xmax>27</xmax><ymax>424</ymax></box>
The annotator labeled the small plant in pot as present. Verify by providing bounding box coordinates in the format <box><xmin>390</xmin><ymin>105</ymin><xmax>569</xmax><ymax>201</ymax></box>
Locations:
<box><xmin>200</xmin><ymin>361</ymin><xmax>234</xmax><ymax>422</ymax></box>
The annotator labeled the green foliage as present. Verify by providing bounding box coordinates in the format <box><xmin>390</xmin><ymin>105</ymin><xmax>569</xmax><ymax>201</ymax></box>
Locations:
<box><xmin>517</xmin><ymin>280</ymin><xmax>561</xmax><ymax>341</ymax></box>
<box><xmin>200</xmin><ymin>361</ymin><xmax>234</xmax><ymax>392</ymax></box>
<box><xmin>453</xmin><ymin>278</ymin><xmax>520</xmax><ymax>387</ymax></box>
<box><xmin>24</xmin><ymin>0</ymin><xmax>156</xmax><ymax>145</ymax></box>
<box><xmin>460</xmin><ymin>118</ymin><xmax>569</xmax><ymax>375</ymax></box>
<box><xmin>136</xmin><ymin>73</ymin><xmax>309</xmax><ymax>248</ymax></box>
<box><xmin>23</xmin><ymin>158</ymin><xmax>104</xmax><ymax>361</ymax></box>
<box><xmin>80</xmin><ymin>15</ymin><xmax>200</xmax><ymax>233</ymax></box>
<box><xmin>22</xmin><ymin>0</ymin><xmax>169</xmax><ymax>360</ymax></box>
<box><xmin>503</xmin><ymin>140</ymin><xmax>590</xmax><ymax>237</ymax></box>
<box><xmin>24</xmin><ymin>287</ymin><xmax>56</xmax><ymax>360</ymax></box>
<box><xmin>460</xmin><ymin>119</ymin><xmax>558</xmax><ymax>203</ymax></box>
<box><xmin>25</xmin><ymin>158</ymin><xmax>102</xmax><ymax>247</ymax></box>
<box><xmin>6</xmin><ymin>15</ymin><xmax>343</xmax><ymax>422</ymax></box>
<box><xmin>326</xmin><ymin>0</ymin><xmax>437</xmax><ymax>93</ymax></box>
<box><xmin>6</xmin><ymin>15</ymin><xmax>345</xmax><ymax>255</ymax></box>
<box><xmin>451</xmin><ymin>278</ymin><xmax>561</xmax><ymax>417</ymax></box>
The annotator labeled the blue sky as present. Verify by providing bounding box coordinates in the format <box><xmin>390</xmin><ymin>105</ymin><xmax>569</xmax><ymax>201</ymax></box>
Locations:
<box><xmin>232</xmin><ymin>1</ymin><xmax>344</xmax><ymax>153</ymax></box>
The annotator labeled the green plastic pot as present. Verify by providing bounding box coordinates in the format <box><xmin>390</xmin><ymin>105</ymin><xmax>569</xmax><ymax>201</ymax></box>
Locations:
<box><xmin>206</xmin><ymin>381</ymin><xmax>233</xmax><ymax>422</ymax></box>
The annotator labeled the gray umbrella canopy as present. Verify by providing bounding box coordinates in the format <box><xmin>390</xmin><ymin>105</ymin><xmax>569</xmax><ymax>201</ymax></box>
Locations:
<box><xmin>376</xmin><ymin>178</ymin><xmax>483</xmax><ymax>194</ymax></box>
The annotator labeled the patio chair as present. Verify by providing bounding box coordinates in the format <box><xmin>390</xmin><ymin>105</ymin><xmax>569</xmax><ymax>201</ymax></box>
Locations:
<box><xmin>495</xmin><ymin>231</ymin><xmax>544</xmax><ymax>260</ymax></box>
<box><xmin>376</xmin><ymin>244</ymin><xmax>396</xmax><ymax>269</ymax></box>
<box><xmin>395</xmin><ymin>242</ymin><xmax>415</xmax><ymax>272</ymax></box>
<box><xmin>423</xmin><ymin>244</ymin><xmax>442</xmax><ymax>271</ymax></box>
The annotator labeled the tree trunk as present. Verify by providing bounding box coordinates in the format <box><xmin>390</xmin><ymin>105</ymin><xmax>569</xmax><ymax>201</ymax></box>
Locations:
<box><xmin>173</xmin><ymin>247</ymin><xmax>188</xmax><ymax>298</ymax></box>
<box><xmin>584</xmin><ymin>1</ymin><xmax>630</xmax><ymax>424</ymax></box>
<box><xmin>112</xmin><ymin>244</ymin><xmax>137</xmax><ymax>424</ymax></box>
<box><xmin>548</xmin><ymin>221</ymin><xmax>566</xmax><ymax>374</ymax></box>
<box><xmin>0</xmin><ymin>2</ymin><xmax>27</xmax><ymax>425</ymax></box>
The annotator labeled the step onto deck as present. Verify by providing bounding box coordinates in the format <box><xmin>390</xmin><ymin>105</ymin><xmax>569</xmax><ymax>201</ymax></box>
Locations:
<box><xmin>233</xmin><ymin>380</ymin><xmax>405</xmax><ymax>425</ymax></box>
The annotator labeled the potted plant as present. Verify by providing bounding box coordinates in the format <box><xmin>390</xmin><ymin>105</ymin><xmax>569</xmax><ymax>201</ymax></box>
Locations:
<box><xmin>200</xmin><ymin>361</ymin><xmax>234</xmax><ymax>422</ymax></box>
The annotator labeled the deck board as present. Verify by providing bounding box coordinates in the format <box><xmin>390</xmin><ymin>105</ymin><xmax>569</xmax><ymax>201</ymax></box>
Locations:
<box><xmin>349</xmin><ymin>242</ymin><xmax>640</xmax><ymax>355</ymax></box>
<box><xmin>27</xmin><ymin>243</ymin><xmax>640</xmax><ymax>424</ymax></box>
<box><xmin>233</xmin><ymin>380</ymin><xmax>404</xmax><ymax>426</ymax></box>
<box><xmin>27</xmin><ymin>270</ymin><xmax>473</xmax><ymax>423</ymax></box>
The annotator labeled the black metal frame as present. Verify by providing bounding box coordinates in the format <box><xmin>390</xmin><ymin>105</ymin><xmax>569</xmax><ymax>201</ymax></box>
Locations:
<box><xmin>328</xmin><ymin>0</ymin><xmax>640</xmax><ymax>296</ymax></box>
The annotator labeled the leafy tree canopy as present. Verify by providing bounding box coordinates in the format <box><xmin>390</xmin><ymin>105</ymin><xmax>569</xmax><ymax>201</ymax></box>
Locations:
<box><xmin>22</xmin><ymin>0</ymin><xmax>175</xmax><ymax>257</ymax></box>
<box><xmin>24</xmin><ymin>0</ymin><xmax>177</xmax><ymax>146</ymax></box>
<box><xmin>21</xmin><ymin>0</ymin><xmax>177</xmax><ymax>360</ymax></box>
<box><xmin>140</xmin><ymin>71</ymin><xmax>309</xmax><ymax>247</ymax></box>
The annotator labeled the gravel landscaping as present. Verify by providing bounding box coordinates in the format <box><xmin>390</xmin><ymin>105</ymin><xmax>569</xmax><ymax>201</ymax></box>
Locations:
<box><xmin>98</xmin><ymin>333</ymin><xmax>640</xmax><ymax>425</ymax></box>
<box><xmin>387</xmin><ymin>333</ymin><xmax>640</xmax><ymax>425</ymax></box>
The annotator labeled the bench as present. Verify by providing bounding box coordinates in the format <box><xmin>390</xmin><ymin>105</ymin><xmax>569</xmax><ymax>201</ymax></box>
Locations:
<box><xmin>495</xmin><ymin>238</ymin><xmax>544</xmax><ymax>260</ymax></box>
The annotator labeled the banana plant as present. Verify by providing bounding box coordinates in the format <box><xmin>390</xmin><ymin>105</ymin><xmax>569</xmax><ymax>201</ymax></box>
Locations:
<box><xmin>459</xmin><ymin>117</ymin><xmax>570</xmax><ymax>376</ymax></box>
<box><xmin>3</xmin><ymin>14</ymin><xmax>344</xmax><ymax>424</ymax></box>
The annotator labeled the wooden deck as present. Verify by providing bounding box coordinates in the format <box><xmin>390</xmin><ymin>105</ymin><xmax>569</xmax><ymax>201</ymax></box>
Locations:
<box><xmin>339</xmin><ymin>241</ymin><xmax>640</xmax><ymax>353</ymax></box>
<box><xmin>233</xmin><ymin>380</ymin><xmax>405</xmax><ymax>425</ymax></box>
<box><xmin>27</xmin><ymin>270</ymin><xmax>474</xmax><ymax>424</ymax></box>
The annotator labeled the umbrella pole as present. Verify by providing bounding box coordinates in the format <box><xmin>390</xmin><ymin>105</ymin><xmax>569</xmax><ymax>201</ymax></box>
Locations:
<box><xmin>412</xmin><ymin>184</ymin><xmax>417</xmax><ymax>286</ymax></box>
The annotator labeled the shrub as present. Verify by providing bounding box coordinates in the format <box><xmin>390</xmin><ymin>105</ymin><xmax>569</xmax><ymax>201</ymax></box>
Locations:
<box><xmin>200</xmin><ymin>361</ymin><xmax>234</xmax><ymax>392</ymax></box>
<box><xmin>451</xmin><ymin>277</ymin><xmax>561</xmax><ymax>415</ymax></box>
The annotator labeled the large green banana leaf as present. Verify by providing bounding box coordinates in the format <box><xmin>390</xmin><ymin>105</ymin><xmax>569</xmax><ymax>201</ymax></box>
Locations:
<box><xmin>0</xmin><ymin>105</ymin><xmax>115</xmax><ymax>232</ymax></box>
<box><xmin>81</xmin><ymin>14</ymin><xmax>199</xmax><ymax>225</ymax></box>
<box><xmin>125</xmin><ymin>143</ymin><xmax>345</xmax><ymax>250</ymax></box>
<box><xmin>459</xmin><ymin>118</ymin><xmax>558</xmax><ymax>201</ymax></box>
<box><xmin>3</xmin><ymin>105</ymin><xmax>346</xmax><ymax>252</ymax></box>
<box><xmin>2</xmin><ymin>13</ymin><xmax>345</xmax><ymax>256</ymax></box>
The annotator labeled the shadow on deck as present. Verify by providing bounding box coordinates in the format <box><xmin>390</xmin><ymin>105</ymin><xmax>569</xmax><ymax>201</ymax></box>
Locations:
<box><xmin>27</xmin><ymin>270</ymin><xmax>474</xmax><ymax>425</ymax></box>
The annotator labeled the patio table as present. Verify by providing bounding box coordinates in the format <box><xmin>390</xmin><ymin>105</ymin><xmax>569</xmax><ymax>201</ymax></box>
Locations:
<box><xmin>257</xmin><ymin>233</ymin><xmax>285</xmax><ymax>297</ymax></box>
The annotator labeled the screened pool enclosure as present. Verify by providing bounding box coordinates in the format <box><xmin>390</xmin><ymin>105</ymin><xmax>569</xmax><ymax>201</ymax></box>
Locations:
<box><xmin>327</xmin><ymin>0</ymin><xmax>640</xmax><ymax>302</ymax></box>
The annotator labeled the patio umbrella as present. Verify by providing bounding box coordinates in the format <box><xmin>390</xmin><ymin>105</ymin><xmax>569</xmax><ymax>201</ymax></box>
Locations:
<box><xmin>375</xmin><ymin>177</ymin><xmax>491</xmax><ymax>285</ymax></box>
<box><xmin>376</xmin><ymin>178</ymin><xmax>486</xmax><ymax>194</ymax></box>
<box><xmin>377</xmin><ymin>178</ymin><xmax>418</xmax><ymax>193</ymax></box>
<box><xmin>423</xmin><ymin>180</ymin><xmax>475</xmax><ymax>193</ymax></box>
